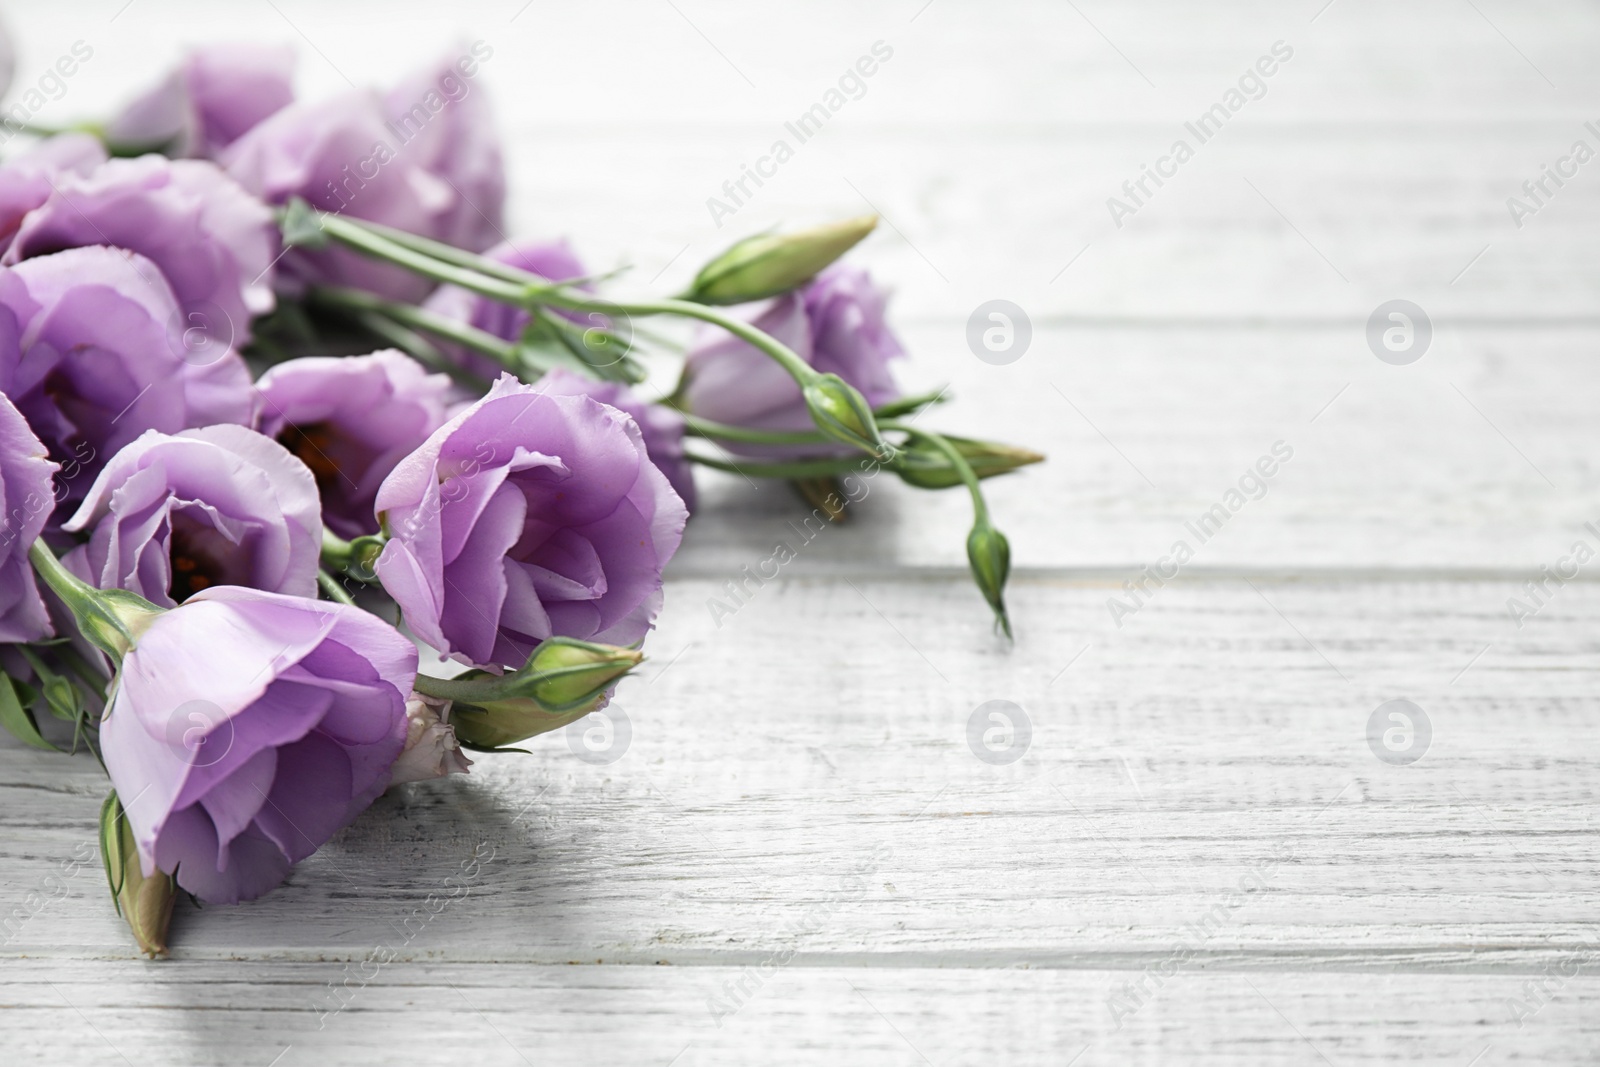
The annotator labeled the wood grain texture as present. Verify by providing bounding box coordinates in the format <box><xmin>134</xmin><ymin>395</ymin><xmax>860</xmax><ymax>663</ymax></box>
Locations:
<box><xmin>4</xmin><ymin>577</ymin><xmax>1596</xmax><ymax>966</ymax></box>
<box><xmin>675</xmin><ymin>322</ymin><xmax>1600</xmax><ymax>573</ymax></box>
<box><xmin>4</xmin><ymin>2</ymin><xmax>1600</xmax><ymax>1064</ymax></box>
<box><xmin>7</xmin><ymin>960</ymin><xmax>1599</xmax><ymax>1067</ymax></box>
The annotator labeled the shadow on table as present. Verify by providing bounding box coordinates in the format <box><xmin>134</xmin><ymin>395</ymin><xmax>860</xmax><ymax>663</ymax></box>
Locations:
<box><xmin>163</xmin><ymin>765</ymin><xmax>598</xmax><ymax>951</ymax></box>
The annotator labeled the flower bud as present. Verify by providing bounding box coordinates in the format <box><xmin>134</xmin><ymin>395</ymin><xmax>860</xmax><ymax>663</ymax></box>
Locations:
<box><xmin>684</xmin><ymin>216</ymin><xmax>877</xmax><ymax>305</ymax></box>
<box><xmin>449</xmin><ymin>695</ymin><xmax>595</xmax><ymax>751</ymax></box>
<box><xmin>389</xmin><ymin>694</ymin><xmax>473</xmax><ymax>785</ymax></box>
<box><xmin>99</xmin><ymin>791</ymin><xmax>176</xmax><ymax>958</ymax></box>
<box><xmin>41</xmin><ymin>673</ymin><xmax>82</xmax><ymax>723</ymax></box>
<box><xmin>803</xmin><ymin>373</ymin><xmax>891</xmax><ymax>458</ymax></box>
<box><xmin>523</xmin><ymin>638</ymin><xmax>643</xmax><ymax>711</ymax></box>
<box><xmin>895</xmin><ymin>435</ymin><xmax>1045</xmax><ymax>490</ymax></box>
<box><xmin>439</xmin><ymin>638</ymin><xmax>644</xmax><ymax>750</ymax></box>
<box><xmin>966</xmin><ymin>521</ymin><xmax>1013</xmax><ymax>638</ymax></box>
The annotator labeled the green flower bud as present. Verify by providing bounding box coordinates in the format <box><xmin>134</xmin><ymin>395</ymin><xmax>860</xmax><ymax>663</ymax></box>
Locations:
<box><xmin>803</xmin><ymin>373</ymin><xmax>891</xmax><ymax>458</ymax></box>
<box><xmin>684</xmin><ymin>216</ymin><xmax>877</xmax><ymax>305</ymax></box>
<box><xmin>41</xmin><ymin>673</ymin><xmax>82</xmax><ymax>723</ymax></box>
<box><xmin>895</xmin><ymin>435</ymin><xmax>1045</xmax><ymax>490</ymax></box>
<box><xmin>522</xmin><ymin>639</ymin><xmax>643</xmax><ymax>711</ymax></box>
<box><xmin>966</xmin><ymin>521</ymin><xmax>1013</xmax><ymax>639</ymax></box>
<box><xmin>792</xmin><ymin>476</ymin><xmax>849</xmax><ymax>523</ymax></box>
<box><xmin>449</xmin><ymin>696</ymin><xmax>592</xmax><ymax>751</ymax></box>
<box><xmin>100</xmin><ymin>791</ymin><xmax>175</xmax><ymax>959</ymax></box>
<box><xmin>346</xmin><ymin>535</ymin><xmax>386</xmax><ymax>582</ymax></box>
<box><xmin>426</xmin><ymin>638</ymin><xmax>644</xmax><ymax>750</ymax></box>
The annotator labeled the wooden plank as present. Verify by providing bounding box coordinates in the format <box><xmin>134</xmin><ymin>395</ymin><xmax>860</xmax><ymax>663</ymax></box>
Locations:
<box><xmin>5</xmin><ymin>960</ymin><xmax>1598</xmax><ymax>1065</ymax></box>
<box><xmin>5</xmin><ymin>577</ymin><xmax>1596</xmax><ymax>964</ymax></box>
<box><xmin>673</xmin><ymin>323</ymin><xmax>1600</xmax><ymax>573</ymax></box>
<box><xmin>13</xmin><ymin>6</ymin><xmax>1600</xmax><ymax>320</ymax></box>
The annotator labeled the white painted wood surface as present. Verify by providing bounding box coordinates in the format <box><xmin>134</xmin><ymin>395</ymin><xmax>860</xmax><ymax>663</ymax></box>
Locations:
<box><xmin>5</xmin><ymin>2</ymin><xmax>1600</xmax><ymax>1064</ymax></box>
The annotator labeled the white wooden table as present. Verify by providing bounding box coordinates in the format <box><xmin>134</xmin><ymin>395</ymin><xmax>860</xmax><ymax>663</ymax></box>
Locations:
<box><xmin>6</xmin><ymin>1</ymin><xmax>1599</xmax><ymax>1063</ymax></box>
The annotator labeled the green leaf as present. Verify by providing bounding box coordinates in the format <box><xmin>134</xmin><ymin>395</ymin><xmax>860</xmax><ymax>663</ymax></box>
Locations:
<box><xmin>0</xmin><ymin>672</ymin><xmax>58</xmax><ymax>751</ymax></box>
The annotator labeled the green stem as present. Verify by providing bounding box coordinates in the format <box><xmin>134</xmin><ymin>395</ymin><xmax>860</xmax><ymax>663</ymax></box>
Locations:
<box><xmin>317</xmin><ymin>216</ymin><xmax>817</xmax><ymax>383</ymax></box>
<box><xmin>411</xmin><ymin>672</ymin><xmax>503</xmax><ymax>703</ymax></box>
<box><xmin>681</xmin><ymin>413</ymin><xmax>839</xmax><ymax>446</ymax></box>
<box><xmin>310</xmin><ymin>284</ymin><xmax>517</xmax><ymax>362</ymax></box>
<box><xmin>316</xmin><ymin>214</ymin><xmax>533</xmax><ymax>305</ymax></box>
<box><xmin>883</xmin><ymin>422</ymin><xmax>989</xmax><ymax>522</ymax></box>
<box><xmin>350</xmin><ymin>308</ymin><xmax>491</xmax><ymax>391</ymax></box>
<box><xmin>590</xmin><ymin>296</ymin><xmax>816</xmax><ymax>382</ymax></box>
<box><xmin>0</xmin><ymin>117</ymin><xmax>67</xmax><ymax>140</ymax></box>
<box><xmin>685</xmin><ymin>450</ymin><xmax>877</xmax><ymax>479</ymax></box>
<box><xmin>0</xmin><ymin>118</ymin><xmax>167</xmax><ymax>156</ymax></box>
<box><xmin>27</xmin><ymin>542</ymin><xmax>147</xmax><ymax>661</ymax></box>
<box><xmin>317</xmin><ymin>570</ymin><xmax>356</xmax><ymax>606</ymax></box>
<box><xmin>334</xmin><ymin>218</ymin><xmax>572</xmax><ymax>288</ymax></box>
<box><xmin>321</xmin><ymin>528</ymin><xmax>354</xmax><ymax>570</ymax></box>
<box><xmin>309</xmin><ymin>285</ymin><xmax>597</xmax><ymax>382</ymax></box>
<box><xmin>317</xmin><ymin>216</ymin><xmax>889</xmax><ymax>447</ymax></box>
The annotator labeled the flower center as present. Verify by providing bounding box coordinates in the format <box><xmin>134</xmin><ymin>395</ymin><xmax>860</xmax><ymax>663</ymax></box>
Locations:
<box><xmin>277</xmin><ymin>422</ymin><xmax>342</xmax><ymax>488</ymax></box>
<box><xmin>167</xmin><ymin>517</ymin><xmax>233</xmax><ymax>603</ymax></box>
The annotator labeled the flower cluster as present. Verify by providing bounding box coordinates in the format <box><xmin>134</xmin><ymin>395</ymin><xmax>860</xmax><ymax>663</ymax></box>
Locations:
<box><xmin>0</xmin><ymin>31</ymin><xmax>1039</xmax><ymax>956</ymax></box>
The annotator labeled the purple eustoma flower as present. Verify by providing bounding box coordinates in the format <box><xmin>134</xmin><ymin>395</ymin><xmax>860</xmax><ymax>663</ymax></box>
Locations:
<box><xmin>534</xmin><ymin>368</ymin><xmax>696</xmax><ymax>513</ymax></box>
<box><xmin>4</xmin><ymin>154</ymin><xmax>278</xmax><ymax>346</ymax></box>
<box><xmin>681</xmin><ymin>265</ymin><xmax>905</xmax><ymax>456</ymax></box>
<box><xmin>382</xmin><ymin>50</ymin><xmax>505</xmax><ymax>256</ymax></box>
<box><xmin>105</xmin><ymin>43</ymin><xmax>297</xmax><ymax>158</ymax></box>
<box><xmin>374</xmin><ymin>375</ymin><xmax>687</xmax><ymax>669</ymax></box>
<box><xmin>100</xmin><ymin>586</ymin><xmax>417</xmax><ymax>903</ymax></box>
<box><xmin>421</xmin><ymin>237</ymin><xmax>587</xmax><ymax>382</ymax></box>
<box><xmin>0</xmin><ymin>133</ymin><xmax>106</xmax><ymax>256</ymax></box>
<box><xmin>420</xmin><ymin>242</ymin><xmax>699</xmax><ymax>505</ymax></box>
<box><xmin>254</xmin><ymin>350</ymin><xmax>457</xmax><ymax>539</ymax></box>
<box><xmin>0</xmin><ymin>246</ymin><xmax>254</xmax><ymax>506</ymax></box>
<box><xmin>62</xmin><ymin>425</ymin><xmax>321</xmax><ymax>608</ymax></box>
<box><xmin>0</xmin><ymin>391</ymin><xmax>56</xmax><ymax>642</ymax></box>
<box><xmin>223</xmin><ymin>53</ymin><xmax>506</xmax><ymax>303</ymax></box>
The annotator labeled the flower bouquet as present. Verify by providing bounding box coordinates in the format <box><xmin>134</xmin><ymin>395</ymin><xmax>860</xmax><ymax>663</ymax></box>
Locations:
<box><xmin>0</xmin><ymin>32</ymin><xmax>1042</xmax><ymax>954</ymax></box>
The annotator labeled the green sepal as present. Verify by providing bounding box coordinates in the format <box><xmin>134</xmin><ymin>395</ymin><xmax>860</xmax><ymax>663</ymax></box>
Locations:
<box><xmin>100</xmin><ymin>791</ymin><xmax>126</xmax><ymax>908</ymax></box>
<box><xmin>279</xmin><ymin>197</ymin><xmax>329</xmax><ymax>249</ymax></box>
<box><xmin>99</xmin><ymin>790</ymin><xmax>176</xmax><ymax>957</ymax></box>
